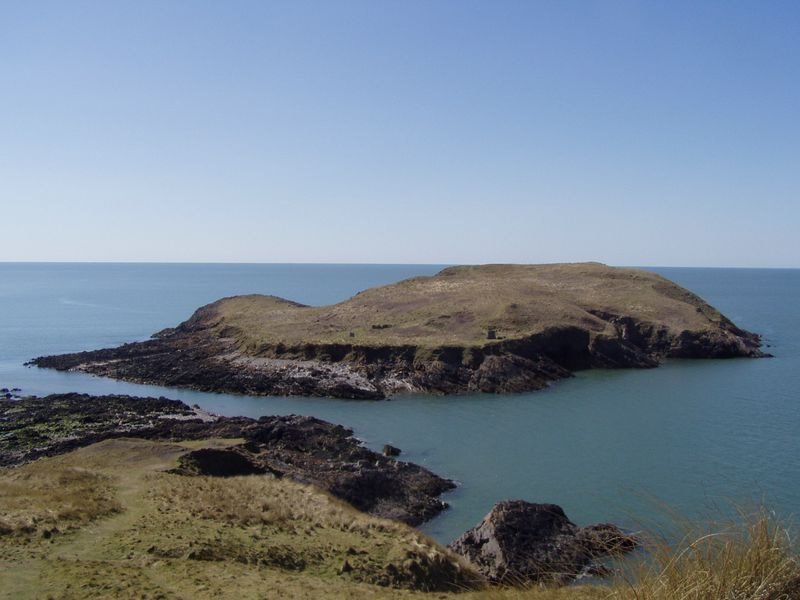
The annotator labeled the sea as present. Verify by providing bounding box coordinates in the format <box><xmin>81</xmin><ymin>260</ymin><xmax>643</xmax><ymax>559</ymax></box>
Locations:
<box><xmin>1</xmin><ymin>263</ymin><xmax>798</xmax><ymax>544</ymax></box>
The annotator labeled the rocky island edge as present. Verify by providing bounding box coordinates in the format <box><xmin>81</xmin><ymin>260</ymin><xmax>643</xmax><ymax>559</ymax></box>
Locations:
<box><xmin>30</xmin><ymin>263</ymin><xmax>767</xmax><ymax>399</ymax></box>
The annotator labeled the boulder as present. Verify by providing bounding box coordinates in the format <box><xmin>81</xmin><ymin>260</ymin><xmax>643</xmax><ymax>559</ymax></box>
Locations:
<box><xmin>448</xmin><ymin>500</ymin><xmax>638</xmax><ymax>585</ymax></box>
<box><xmin>382</xmin><ymin>444</ymin><xmax>401</xmax><ymax>457</ymax></box>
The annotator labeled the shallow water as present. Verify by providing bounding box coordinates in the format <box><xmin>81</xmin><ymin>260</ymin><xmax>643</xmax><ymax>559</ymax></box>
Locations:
<box><xmin>1</xmin><ymin>263</ymin><xmax>798</xmax><ymax>543</ymax></box>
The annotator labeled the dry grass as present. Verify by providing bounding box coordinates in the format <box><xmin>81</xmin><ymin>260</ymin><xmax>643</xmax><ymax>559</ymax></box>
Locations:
<box><xmin>482</xmin><ymin>509</ymin><xmax>800</xmax><ymax>600</ymax></box>
<box><xmin>0</xmin><ymin>438</ymin><xmax>482</xmax><ymax>598</ymax></box>
<box><xmin>612</xmin><ymin>508</ymin><xmax>800</xmax><ymax>600</ymax></box>
<box><xmin>137</xmin><ymin>470</ymin><xmax>482</xmax><ymax>590</ymax></box>
<box><xmin>0</xmin><ymin>462</ymin><xmax>120</xmax><ymax>538</ymax></box>
<box><xmin>209</xmin><ymin>263</ymin><xmax>724</xmax><ymax>349</ymax></box>
<box><xmin>2</xmin><ymin>439</ymin><xmax>797</xmax><ymax>599</ymax></box>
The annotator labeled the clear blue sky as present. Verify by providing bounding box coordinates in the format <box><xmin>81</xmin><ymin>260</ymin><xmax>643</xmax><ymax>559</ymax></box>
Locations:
<box><xmin>2</xmin><ymin>1</ymin><xmax>798</xmax><ymax>266</ymax></box>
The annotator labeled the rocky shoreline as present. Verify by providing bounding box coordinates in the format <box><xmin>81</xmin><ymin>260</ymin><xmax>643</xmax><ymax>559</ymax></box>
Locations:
<box><xmin>30</xmin><ymin>322</ymin><xmax>766</xmax><ymax>400</ymax></box>
<box><xmin>0</xmin><ymin>393</ymin><xmax>452</xmax><ymax>526</ymax></box>
<box><xmin>29</xmin><ymin>311</ymin><xmax>768</xmax><ymax>400</ymax></box>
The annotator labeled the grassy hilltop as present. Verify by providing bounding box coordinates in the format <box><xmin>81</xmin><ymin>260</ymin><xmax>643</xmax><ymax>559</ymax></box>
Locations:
<box><xmin>208</xmin><ymin>262</ymin><xmax>734</xmax><ymax>349</ymax></box>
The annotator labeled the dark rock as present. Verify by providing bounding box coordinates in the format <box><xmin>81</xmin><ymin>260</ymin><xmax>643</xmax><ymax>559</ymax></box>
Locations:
<box><xmin>576</xmin><ymin>522</ymin><xmax>639</xmax><ymax>555</ymax></box>
<box><xmin>467</xmin><ymin>353</ymin><xmax>570</xmax><ymax>393</ymax></box>
<box><xmin>28</xmin><ymin>336</ymin><xmax>385</xmax><ymax>400</ymax></box>
<box><xmin>170</xmin><ymin>448</ymin><xmax>267</xmax><ymax>477</ymax></box>
<box><xmin>448</xmin><ymin>500</ymin><xmax>638</xmax><ymax>585</ymax></box>
<box><xmin>589</xmin><ymin>334</ymin><xmax>659</xmax><ymax>368</ymax></box>
<box><xmin>382</xmin><ymin>444</ymin><xmax>401</xmax><ymax>457</ymax></box>
<box><xmin>339</xmin><ymin>559</ymin><xmax>353</xmax><ymax>574</ymax></box>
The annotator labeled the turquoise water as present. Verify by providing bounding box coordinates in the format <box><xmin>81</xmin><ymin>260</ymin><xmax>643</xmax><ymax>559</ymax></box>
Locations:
<box><xmin>1</xmin><ymin>263</ymin><xmax>798</xmax><ymax>543</ymax></box>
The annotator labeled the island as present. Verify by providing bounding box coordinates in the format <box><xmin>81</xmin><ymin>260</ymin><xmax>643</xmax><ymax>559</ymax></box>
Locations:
<box><xmin>30</xmin><ymin>263</ymin><xmax>766</xmax><ymax>399</ymax></box>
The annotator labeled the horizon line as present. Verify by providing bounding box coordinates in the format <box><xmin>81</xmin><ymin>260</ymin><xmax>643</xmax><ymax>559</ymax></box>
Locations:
<box><xmin>1</xmin><ymin>260</ymin><xmax>799</xmax><ymax>270</ymax></box>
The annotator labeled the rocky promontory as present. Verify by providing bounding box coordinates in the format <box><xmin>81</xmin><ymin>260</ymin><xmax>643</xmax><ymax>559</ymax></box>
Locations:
<box><xmin>0</xmin><ymin>393</ymin><xmax>452</xmax><ymax>526</ymax></box>
<box><xmin>30</xmin><ymin>263</ymin><xmax>767</xmax><ymax>399</ymax></box>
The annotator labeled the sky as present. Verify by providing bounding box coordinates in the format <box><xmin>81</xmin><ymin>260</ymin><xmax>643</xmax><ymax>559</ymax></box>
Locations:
<box><xmin>1</xmin><ymin>1</ymin><xmax>799</xmax><ymax>266</ymax></box>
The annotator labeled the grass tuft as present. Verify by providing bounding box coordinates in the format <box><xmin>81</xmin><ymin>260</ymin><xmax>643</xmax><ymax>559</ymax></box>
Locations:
<box><xmin>615</xmin><ymin>508</ymin><xmax>800</xmax><ymax>600</ymax></box>
<box><xmin>0</xmin><ymin>463</ymin><xmax>120</xmax><ymax>538</ymax></box>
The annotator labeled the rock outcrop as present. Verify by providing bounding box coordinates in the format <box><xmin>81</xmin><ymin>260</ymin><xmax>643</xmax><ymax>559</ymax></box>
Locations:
<box><xmin>30</xmin><ymin>263</ymin><xmax>767</xmax><ymax>399</ymax></box>
<box><xmin>448</xmin><ymin>500</ymin><xmax>638</xmax><ymax>585</ymax></box>
<box><xmin>0</xmin><ymin>393</ymin><xmax>453</xmax><ymax>526</ymax></box>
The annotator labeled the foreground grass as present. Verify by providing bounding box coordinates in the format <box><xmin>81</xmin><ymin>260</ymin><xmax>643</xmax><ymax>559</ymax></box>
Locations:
<box><xmin>614</xmin><ymin>509</ymin><xmax>800</xmax><ymax>600</ymax></box>
<box><xmin>489</xmin><ymin>509</ymin><xmax>800</xmax><ymax>600</ymax></box>
<box><xmin>0</xmin><ymin>438</ymin><xmax>483</xmax><ymax>599</ymax></box>
<box><xmin>1</xmin><ymin>438</ymin><xmax>798</xmax><ymax>599</ymax></box>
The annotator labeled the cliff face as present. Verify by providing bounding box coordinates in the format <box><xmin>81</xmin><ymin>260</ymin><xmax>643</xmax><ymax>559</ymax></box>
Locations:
<box><xmin>31</xmin><ymin>263</ymin><xmax>766</xmax><ymax>399</ymax></box>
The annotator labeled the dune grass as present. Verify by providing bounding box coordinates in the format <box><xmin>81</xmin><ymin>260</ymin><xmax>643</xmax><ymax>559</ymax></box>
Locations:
<box><xmin>613</xmin><ymin>508</ymin><xmax>800</xmax><ymax>599</ymax></box>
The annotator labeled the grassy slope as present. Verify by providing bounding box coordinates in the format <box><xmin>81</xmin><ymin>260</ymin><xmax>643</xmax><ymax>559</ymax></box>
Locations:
<box><xmin>0</xmin><ymin>438</ymin><xmax>488</xmax><ymax>599</ymax></box>
<box><xmin>0</xmin><ymin>438</ymin><xmax>604</xmax><ymax>599</ymax></box>
<box><xmin>211</xmin><ymin>263</ymin><xmax>727</xmax><ymax>350</ymax></box>
<box><xmin>2</xmin><ymin>439</ymin><xmax>797</xmax><ymax>599</ymax></box>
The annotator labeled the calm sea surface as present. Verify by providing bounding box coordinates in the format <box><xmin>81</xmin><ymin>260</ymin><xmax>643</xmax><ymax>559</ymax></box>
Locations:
<box><xmin>1</xmin><ymin>263</ymin><xmax>798</xmax><ymax>543</ymax></box>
